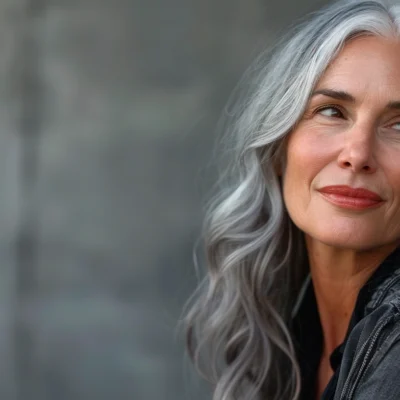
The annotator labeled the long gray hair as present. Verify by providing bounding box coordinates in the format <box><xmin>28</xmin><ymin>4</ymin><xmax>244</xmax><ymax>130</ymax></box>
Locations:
<box><xmin>182</xmin><ymin>1</ymin><xmax>400</xmax><ymax>399</ymax></box>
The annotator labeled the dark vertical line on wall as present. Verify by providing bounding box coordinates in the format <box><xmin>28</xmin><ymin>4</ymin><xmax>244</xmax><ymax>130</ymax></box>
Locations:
<box><xmin>14</xmin><ymin>0</ymin><xmax>46</xmax><ymax>399</ymax></box>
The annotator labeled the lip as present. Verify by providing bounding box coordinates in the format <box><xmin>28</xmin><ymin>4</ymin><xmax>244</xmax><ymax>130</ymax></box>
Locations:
<box><xmin>318</xmin><ymin>185</ymin><xmax>383</xmax><ymax>200</ymax></box>
<box><xmin>318</xmin><ymin>185</ymin><xmax>384</xmax><ymax>210</ymax></box>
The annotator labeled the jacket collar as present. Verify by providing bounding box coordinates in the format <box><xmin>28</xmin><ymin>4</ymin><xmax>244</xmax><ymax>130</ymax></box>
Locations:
<box><xmin>351</xmin><ymin>245</ymin><xmax>400</xmax><ymax>323</ymax></box>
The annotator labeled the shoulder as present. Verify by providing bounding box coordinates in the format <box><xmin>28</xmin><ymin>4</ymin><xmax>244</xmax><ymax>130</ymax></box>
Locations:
<box><xmin>334</xmin><ymin>298</ymin><xmax>400</xmax><ymax>399</ymax></box>
<box><xmin>353</xmin><ymin>311</ymin><xmax>400</xmax><ymax>399</ymax></box>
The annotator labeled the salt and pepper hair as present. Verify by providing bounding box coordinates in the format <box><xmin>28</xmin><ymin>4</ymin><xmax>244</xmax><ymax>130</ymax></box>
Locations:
<box><xmin>183</xmin><ymin>1</ymin><xmax>400</xmax><ymax>399</ymax></box>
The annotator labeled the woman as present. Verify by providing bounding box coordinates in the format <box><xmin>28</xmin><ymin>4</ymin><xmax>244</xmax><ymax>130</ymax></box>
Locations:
<box><xmin>183</xmin><ymin>0</ymin><xmax>400</xmax><ymax>399</ymax></box>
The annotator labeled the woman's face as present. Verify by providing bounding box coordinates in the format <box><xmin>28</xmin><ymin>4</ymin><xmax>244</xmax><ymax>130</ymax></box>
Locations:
<box><xmin>283</xmin><ymin>35</ymin><xmax>400</xmax><ymax>250</ymax></box>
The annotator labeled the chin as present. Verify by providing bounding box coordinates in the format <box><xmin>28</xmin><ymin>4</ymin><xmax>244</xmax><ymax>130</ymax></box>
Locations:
<box><xmin>309</xmin><ymin>227</ymin><xmax>386</xmax><ymax>251</ymax></box>
<box><xmin>296</xmin><ymin>217</ymin><xmax>381</xmax><ymax>251</ymax></box>
<box><xmin>317</xmin><ymin>237</ymin><xmax>378</xmax><ymax>251</ymax></box>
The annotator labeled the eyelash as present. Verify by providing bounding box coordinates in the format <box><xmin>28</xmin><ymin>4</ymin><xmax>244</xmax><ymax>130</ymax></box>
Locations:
<box><xmin>314</xmin><ymin>105</ymin><xmax>345</xmax><ymax>118</ymax></box>
<box><xmin>313</xmin><ymin>105</ymin><xmax>400</xmax><ymax>131</ymax></box>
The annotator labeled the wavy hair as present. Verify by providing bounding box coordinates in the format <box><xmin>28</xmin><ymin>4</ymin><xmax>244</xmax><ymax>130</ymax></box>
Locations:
<box><xmin>182</xmin><ymin>1</ymin><xmax>400</xmax><ymax>399</ymax></box>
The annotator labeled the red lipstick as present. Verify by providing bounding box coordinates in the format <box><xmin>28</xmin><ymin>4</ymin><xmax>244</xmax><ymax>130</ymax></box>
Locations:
<box><xmin>318</xmin><ymin>185</ymin><xmax>384</xmax><ymax>210</ymax></box>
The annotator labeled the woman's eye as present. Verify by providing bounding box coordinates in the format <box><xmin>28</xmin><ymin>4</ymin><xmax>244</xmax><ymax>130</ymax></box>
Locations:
<box><xmin>316</xmin><ymin>106</ymin><xmax>344</xmax><ymax>118</ymax></box>
<box><xmin>391</xmin><ymin>122</ymin><xmax>400</xmax><ymax>131</ymax></box>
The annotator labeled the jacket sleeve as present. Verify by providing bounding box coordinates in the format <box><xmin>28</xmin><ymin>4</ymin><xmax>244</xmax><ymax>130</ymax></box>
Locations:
<box><xmin>353</xmin><ymin>330</ymin><xmax>400</xmax><ymax>399</ymax></box>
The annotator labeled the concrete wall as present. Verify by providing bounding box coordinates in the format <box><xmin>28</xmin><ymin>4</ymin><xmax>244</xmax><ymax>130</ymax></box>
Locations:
<box><xmin>1</xmin><ymin>0</ymin><xmax>329</xmax><ymax>399</ymax></box>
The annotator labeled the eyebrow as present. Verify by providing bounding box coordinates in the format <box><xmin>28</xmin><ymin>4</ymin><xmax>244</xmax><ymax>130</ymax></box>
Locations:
<box><xmin>311</xmin><ymin>88</ymin><xmax>400</xmax><ymax>111</ymax></box>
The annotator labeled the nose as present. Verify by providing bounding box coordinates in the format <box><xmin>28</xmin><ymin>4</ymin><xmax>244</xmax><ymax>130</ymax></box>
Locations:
<box><xmin>337</xmin><ymin>125</ymin><xmax>378</xmax><ymax>174</ymax></box>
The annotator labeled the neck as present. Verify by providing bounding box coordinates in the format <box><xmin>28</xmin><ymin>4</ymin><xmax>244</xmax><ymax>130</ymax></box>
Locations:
<box><xmin>312</xmin><ymin>272</ymin><xmax>358</xmax><ymax>357</ymax></box>
<box><xmin>305</xmin><ymin>237</ymin><xmax>399</xmax><ymax>357</ymax></box>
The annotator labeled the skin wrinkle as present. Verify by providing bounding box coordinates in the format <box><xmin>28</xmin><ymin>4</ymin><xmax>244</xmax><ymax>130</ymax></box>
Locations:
<box><xmin>311</xmin><ymin>88</ymin><xmax>400</xmax><ymax>111</ymax></box>
<box><xmin>282</xmin><ymin>35</ymin><xmax>400</xmax><ymax>396</ymax></box>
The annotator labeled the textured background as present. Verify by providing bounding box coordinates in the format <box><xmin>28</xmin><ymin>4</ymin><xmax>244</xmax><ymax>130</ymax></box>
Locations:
<box><xmin>0</xmin><ymin>0</ymin><xmax>329</xmax><ymax>399</ymax></box>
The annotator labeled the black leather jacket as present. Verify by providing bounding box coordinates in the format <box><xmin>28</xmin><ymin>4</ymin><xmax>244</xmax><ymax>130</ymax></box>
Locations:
<box><xmin>292</xmin><ymin>246</ymin><xmax>400</xmax><ymax>399</ymax></box>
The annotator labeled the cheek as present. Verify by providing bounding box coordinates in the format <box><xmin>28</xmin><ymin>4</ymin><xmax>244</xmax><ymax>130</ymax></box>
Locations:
<box><xmin>282</xmin><ymin>140</ymin><xmax>311</xmax><ymax>214</ymax></box>
<box><xmin>284</xmin><ymin>131</ymin><xmax>327</xmax><ymax>185</ymax></box>
<box><xmin>283</xmin><ymin>129</ymin><xmax>334</xmax><ymax>216</ymax></box>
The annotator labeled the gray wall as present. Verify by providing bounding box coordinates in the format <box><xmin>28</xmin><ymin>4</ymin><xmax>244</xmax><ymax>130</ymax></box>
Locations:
<box><xmin>0</xmin><ymin>0</ymin><xmax>329</xmax><ymax>399</ymax></box>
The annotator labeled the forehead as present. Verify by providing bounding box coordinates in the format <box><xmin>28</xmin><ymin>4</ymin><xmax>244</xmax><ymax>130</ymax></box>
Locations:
<box><xmin>316</xmin><ymin>36</ymin><xmax>400</xmax><ymax>98</ymax></box>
